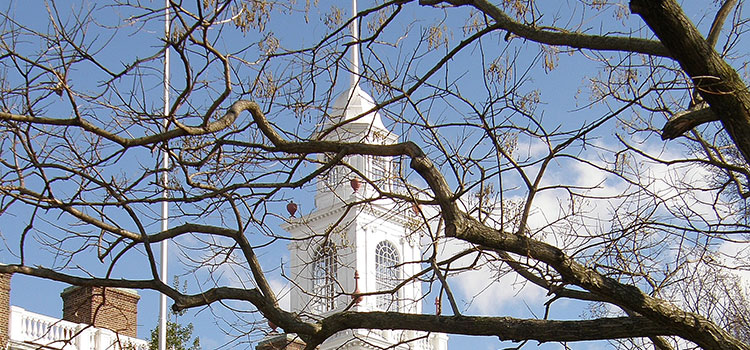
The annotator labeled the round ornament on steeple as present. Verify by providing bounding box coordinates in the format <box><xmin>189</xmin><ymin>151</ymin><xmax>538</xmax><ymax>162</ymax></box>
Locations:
<box><xmin>286</xmin><ymin>201</ymin><xmax>298</xmax><ymax>217</ymax></box>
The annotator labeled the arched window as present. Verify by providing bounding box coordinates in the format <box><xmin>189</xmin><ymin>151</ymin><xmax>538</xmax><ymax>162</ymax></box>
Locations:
<box><xmin>375</xmin><ymin>240</ymin><xmax>401</xmax><ymax>311</ymax></box>
<box><xmin>312</xmin><ymin>242</ymin><xmax>337</xmax><ymax>312</ymax></box>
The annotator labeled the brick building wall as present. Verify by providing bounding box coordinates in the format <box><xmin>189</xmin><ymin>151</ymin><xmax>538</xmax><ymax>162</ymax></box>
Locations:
<box><xmin>61</xmin><ymin>286</ymin><xmax>140</xmax><ymax>338</ymax></box>
<box><xmin>0</xmin><ymin>272</ymin><xmax>11</xmax><ymax>350</ymax></box>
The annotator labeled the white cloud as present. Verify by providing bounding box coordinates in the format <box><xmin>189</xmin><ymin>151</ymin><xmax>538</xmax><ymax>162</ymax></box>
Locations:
<box><xmin>269</xmin><ymin>277</ymin><xmax>292</xmax><ymax>311</ymax></box>
<box><xmin>435</xmin><ymin>237</ymin><xmax>546</xmax><ymax>317</ymax></box>
<box><xmin>719</xmin><ymin>240</ymin><xmax>750</xmax><ymax>289</ymax></box>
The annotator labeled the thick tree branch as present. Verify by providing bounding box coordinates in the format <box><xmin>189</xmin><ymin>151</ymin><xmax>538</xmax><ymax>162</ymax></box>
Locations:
<box><xmin>0</xmin><ymin>265</ymin><xmax>176</xmax><ymax>298</ymax></box>
<box><xmin>0</xmin><ymin>99</ymin><xmax>249</xmax><ymax>148</ymax></box>
<box><xmin>661</xmin><ymin>105</ymin><xmax>721</xmax><ymax>140</ymax></box>
<box><xmin>319</xmin><ymin>312</ymin><xmax>668</xmax><ymax>343</ymax></box>
<box><xmin>419</xmin><ymin>0</ymin><xmax>670</xmax><ymax>57</ymax></box>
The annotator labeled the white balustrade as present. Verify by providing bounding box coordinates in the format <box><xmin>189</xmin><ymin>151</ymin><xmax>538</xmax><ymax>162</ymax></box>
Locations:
<box><xmin>8</xmin><ymin>306</ymin><xmax>149</xmax><ymax>350</ymax></box>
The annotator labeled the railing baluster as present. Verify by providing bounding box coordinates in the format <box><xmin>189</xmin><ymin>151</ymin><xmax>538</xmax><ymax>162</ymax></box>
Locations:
<box><xmin>9</xmin><ymin>307</ymin><xmax>148</xmax><ymax>350</ymax></box>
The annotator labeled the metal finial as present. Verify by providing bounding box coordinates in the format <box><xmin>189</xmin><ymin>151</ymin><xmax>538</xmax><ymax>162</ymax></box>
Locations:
<box><xmin>353</xmin><ymin>270</ymin><xmax>364</xmax><ymax>305</ymax></box>
<box><xmin>350</xmin><ymin>0</ymin><xmax>359</xmax><ymax>88</ymax></box>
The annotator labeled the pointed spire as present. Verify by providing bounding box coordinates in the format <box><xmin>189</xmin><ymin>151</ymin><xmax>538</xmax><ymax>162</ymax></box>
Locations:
<box><xmin>350</xmin><ymin>0</ymin><xmax>359</xmax><ymax>88</ymax></box>
<box><xmin>323</xmin><ymin>0</ymin><xmax>392</xmax><ymax>134</ymax></box>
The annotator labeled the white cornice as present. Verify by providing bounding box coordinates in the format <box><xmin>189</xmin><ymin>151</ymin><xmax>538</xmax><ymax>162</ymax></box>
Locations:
<box><xmin>282</xmin><ymin>198</ymin><xmax>418</xmax><ymax>233</ymax></box>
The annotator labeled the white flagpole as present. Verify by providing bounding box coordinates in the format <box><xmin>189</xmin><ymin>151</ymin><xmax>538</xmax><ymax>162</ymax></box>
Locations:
<box><xmin>351</xmin><ymin>0</ymin><xmax>359</xmax><ymax>88</ymax></box>
<box><xmin>159</xmin><ymin>1</ymin><xmax>170</xmax><ymax>350</ymax></box>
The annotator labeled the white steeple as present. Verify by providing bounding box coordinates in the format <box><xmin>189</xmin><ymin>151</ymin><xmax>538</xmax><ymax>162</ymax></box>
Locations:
<box><xmin>275</xmin><ymin>2</ymin><xmax>449</xmax><ymax>350</ymax></box>
<box><xmin>315</xmin><ymin>0</ymin><xmax>398</xmax><ymax>209</ymax></box>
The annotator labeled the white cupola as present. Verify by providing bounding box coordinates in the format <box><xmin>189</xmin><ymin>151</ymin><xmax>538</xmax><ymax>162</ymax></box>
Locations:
<box><xmin>273</xmin><ymin>2</ymin><xmax>449</xmax><ymax>350</ymax></box>
<box><xmin>313</xmin><ymin>85</ymin><xmax>400</xmax><ymax>209</ymax></box>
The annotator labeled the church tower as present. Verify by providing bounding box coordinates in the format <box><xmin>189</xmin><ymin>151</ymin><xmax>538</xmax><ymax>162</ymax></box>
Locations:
<box><xmin>257</xmin><ymin>2</ymin><xmax>448</xmax><ymax>350</ymax></box>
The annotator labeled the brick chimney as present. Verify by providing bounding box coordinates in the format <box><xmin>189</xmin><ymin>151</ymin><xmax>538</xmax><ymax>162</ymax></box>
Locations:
<box><xmin>0</xmin><ymin>272</ymin><xmax>11</xmax><ymax>350</ymax></box>
<box><xmin>61</xmin><ymin>286</ymin><xmax>140</xmax><ymax>338</ymax></box>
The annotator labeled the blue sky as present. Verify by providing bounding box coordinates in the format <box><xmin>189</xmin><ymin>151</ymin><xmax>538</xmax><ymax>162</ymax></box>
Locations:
<box><xmin>2</xmin><ymin>1</ymin><xmax>746</xmax><ymax>350</ymax></box>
